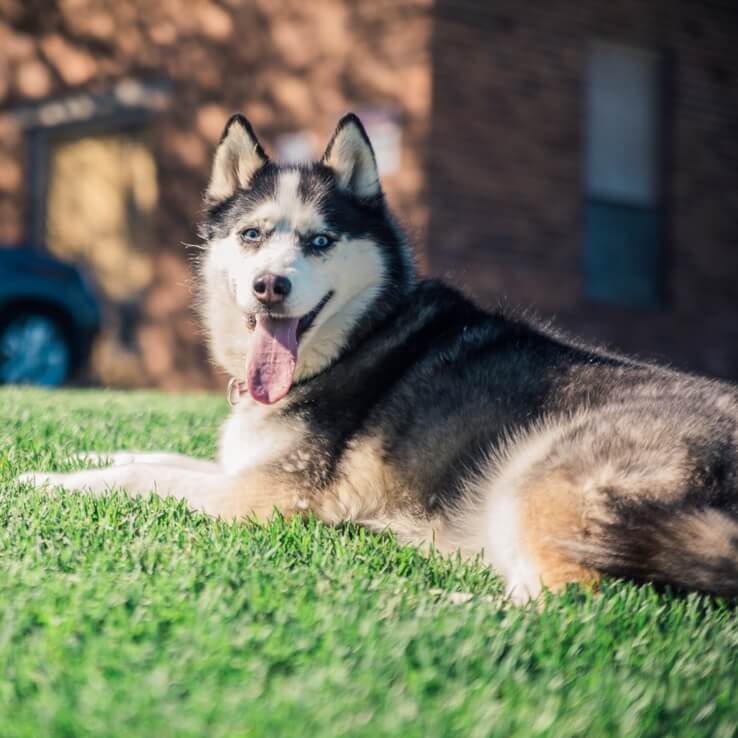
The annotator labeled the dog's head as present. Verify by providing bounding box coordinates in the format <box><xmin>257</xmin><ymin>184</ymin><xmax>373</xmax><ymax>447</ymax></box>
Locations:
<box><xmin>198</xmin><ymin>113</ymin><xmax>415</xmax><ymax>405</ymax></box>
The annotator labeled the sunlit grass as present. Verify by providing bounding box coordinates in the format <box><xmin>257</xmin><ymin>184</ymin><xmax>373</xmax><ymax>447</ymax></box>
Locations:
<box><xmin>1</xmin><ymin>388</ymin><xmax>737</xmax><ymax>738</ymax></box>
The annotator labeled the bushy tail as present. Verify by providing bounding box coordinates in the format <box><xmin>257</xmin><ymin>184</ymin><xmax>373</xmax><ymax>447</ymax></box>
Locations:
<box><xmin>569</xmin><ymin>507</ymin><xmax>738</xmax><ymax>599</ymax></box>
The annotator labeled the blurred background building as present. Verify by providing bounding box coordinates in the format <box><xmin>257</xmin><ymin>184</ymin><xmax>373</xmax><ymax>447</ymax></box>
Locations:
<box><xmin>0</xmin><ymin>0</ymin><xmax>736</xmax><ymax>389</ymax></box>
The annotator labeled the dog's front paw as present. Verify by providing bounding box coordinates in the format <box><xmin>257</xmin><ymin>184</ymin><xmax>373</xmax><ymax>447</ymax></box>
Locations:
<box><xmin>16</xmin><ymin>467</ymin><xmax>127</xmax><ymax>496</ymax></box>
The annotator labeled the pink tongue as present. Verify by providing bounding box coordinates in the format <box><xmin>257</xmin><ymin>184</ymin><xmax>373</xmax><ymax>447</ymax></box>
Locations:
<box><xmin>247</xmin><ymin>315</ymin><xmax>300</xmax><ymax>404</ymax></box>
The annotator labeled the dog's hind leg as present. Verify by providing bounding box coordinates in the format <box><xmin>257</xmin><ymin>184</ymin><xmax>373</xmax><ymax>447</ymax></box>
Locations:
<box><xmin>482</xmin><ymin>468</ymin><xmax>601</xmax><ymax>603</ymax></box>
<box><xmin>517</xmin><ymin>471</ymin><xmax>601</xmax><ymax>597</ymax></box>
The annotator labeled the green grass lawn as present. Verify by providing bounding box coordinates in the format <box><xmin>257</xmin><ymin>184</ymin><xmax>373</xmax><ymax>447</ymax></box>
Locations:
<box><xmin>1</xmin><ymin>388</ymin><xmax>737</xmax><ymax>738</ymax></box>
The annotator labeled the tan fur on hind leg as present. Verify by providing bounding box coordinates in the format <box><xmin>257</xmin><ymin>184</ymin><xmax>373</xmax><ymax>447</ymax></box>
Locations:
<box><xmin>520</xmin><ymin>471</ymin><xmax>600</xmax><ymax>594</ymax></box>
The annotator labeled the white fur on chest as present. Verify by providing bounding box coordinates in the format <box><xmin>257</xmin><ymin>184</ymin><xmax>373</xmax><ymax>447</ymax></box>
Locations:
<box><xmin>218</xmin><ymin>399</ymin><xmax>302</xmax><ymax>474</ymax></box>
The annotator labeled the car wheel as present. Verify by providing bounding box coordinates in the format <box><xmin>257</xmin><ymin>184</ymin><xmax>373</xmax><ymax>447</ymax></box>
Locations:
<box><xmin>0</xmin><ymin>312</ymin><xmax>72</xmax><ymax>386</ymax></box>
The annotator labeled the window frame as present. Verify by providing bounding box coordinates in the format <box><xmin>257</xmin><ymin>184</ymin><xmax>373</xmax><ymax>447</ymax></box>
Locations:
<box><xmin>580</xmin><ymin>39</ymin><xmax>673</xmax><ymax>309</ymax></box>
<box><xmin>14</xmin><ymin>79</ymin><xmax>171</xmax><ymax>249</ymax></box>
<box><xmin>24</xmin><ymin>112</ymin><xmax>155</xmax><ymax>248</ymax></box>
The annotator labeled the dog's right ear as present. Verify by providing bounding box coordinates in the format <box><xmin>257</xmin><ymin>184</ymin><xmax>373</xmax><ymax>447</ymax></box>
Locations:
<box><xmin>205</xmin><ymin>114</ymin><xmax>269</xmax><ymax>203</ymax></box>
<box><xmin>322</xmin><ymin>113</ymin><xmax>381</xmax><ymax>201</ymax></box>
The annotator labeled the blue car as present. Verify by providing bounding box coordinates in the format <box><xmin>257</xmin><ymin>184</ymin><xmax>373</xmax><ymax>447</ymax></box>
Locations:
<box><xmin>0</xmin><ymin>247</ymin><xmax>100</xmax><ymax>386</ymax></box>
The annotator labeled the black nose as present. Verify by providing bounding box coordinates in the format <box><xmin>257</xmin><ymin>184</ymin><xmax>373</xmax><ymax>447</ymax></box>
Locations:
<box><xmin>252</xmin><ymin>273</ymin><xmax>292</xmax><ymax>305</ymax></box>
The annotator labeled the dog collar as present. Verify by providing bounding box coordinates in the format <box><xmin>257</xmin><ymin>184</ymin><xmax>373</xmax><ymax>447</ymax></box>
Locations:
<box><xmin>226</xmin><ymin>377</ymin><xmax>247</xmax><ymax>406</ymax></box>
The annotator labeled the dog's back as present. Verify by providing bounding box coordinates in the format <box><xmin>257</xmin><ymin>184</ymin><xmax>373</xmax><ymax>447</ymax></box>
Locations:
<box><xmin>279</xmin><ymin>278</ymin><xmax>738</xmax><ymax>601</ymax></box>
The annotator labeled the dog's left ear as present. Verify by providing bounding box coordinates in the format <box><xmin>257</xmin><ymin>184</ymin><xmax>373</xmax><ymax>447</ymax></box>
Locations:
<box><xmin>206</xmin><ymin>114</ymin><xmax>269</xmax><ymax>203</ymax></box>
<box><xmin>322</xmin><ymin>113</ymin><xmax>382</xmax><ymax>201</ymax></box>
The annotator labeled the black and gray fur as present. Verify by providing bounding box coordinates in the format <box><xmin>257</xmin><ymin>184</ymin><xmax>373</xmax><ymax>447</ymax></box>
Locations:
<box><xmin>20</xmin><ymin>113</ymin><xmax>738</xmax><ymax>602</ymax></box>
<box><xmin>200</xmin><ymin>114</ymin><xmax>738</xmax><ymax>598</ymax></box>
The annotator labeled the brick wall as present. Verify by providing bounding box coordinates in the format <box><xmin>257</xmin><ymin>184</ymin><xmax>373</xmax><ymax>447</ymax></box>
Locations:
<box><xmin>1</xmin><ymin>0</ymin><xmax>737</xmax><ymax>386</ymax></box>
<box><xmin>430</xmin><ymin>0</ymin><xmax>738</xmax><ymax>379</ymax></box>
<box><xmin>0</xmin><ymin>0</ymin><xmax>431</xmax><ymax>388</ymax></box>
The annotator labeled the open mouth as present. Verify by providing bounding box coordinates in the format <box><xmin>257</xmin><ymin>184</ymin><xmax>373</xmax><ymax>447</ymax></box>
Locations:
<box><xmin>297</xmin><ymin>290</ymin><xmax>334</xmax><ymax>341</ymax></box>
<box><xmin>246</xmin><ymin>291</ymin><xmax>334</xmax><ymax>405</ymax></box>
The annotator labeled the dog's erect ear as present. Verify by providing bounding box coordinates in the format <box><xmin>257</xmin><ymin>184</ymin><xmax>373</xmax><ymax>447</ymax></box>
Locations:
<box><xmin>321</xmin><ymin>113</ymin><xmax>381</xmax><ymax>200</ymax></box>
<box><xmin>206</xmin><ymin>114</ymin><xmax>269</xmax><ymax>203</ymax></box>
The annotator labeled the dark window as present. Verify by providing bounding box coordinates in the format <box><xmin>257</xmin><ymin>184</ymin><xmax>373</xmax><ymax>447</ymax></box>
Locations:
<box><xmin>584</xmin><ymin>41</ymin><xmax>665</xmax><ymax>306</ymax></box>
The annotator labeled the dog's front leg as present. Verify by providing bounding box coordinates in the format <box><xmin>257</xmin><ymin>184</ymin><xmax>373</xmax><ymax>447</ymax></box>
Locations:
<box><xmin>17</xmin><ymin>465</ymin><xmax>304</xmax><ymax>522</ymax></box>
<box><xmin>75</xmin><ymin>451</ymin><xmax>220</xmax><ymax>473</ymax></box>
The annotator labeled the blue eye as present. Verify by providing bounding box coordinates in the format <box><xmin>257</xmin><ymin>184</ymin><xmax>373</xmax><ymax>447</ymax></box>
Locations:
<box><xmin>241</xmin><ymin>228</ymin><xmax>261</xmax><ymax>242</ymax></box>
<box><xmin>310</xmin><ymin>234</ymin><xmax>333</xmax><ymax>249</ymax></box>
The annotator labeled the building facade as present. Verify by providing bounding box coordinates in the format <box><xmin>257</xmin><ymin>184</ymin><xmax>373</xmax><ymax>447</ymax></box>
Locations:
<box><xmin>430</xmin><ymin>0</ymin><xmax>738</xmax><ymax>379</ymax></box>
<box><xmin>0</xmin><ymin>0</ymin><xmax>432</xmax><ymax>388</ymax></box>
<box><xmin>1</xmin><ymin>0</ymin><xmax>736</xmax><ymax>387</ymax></box>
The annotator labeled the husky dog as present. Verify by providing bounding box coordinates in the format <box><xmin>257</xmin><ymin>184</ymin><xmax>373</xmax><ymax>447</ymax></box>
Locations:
<box><xmin>20</xmin><ymin>113</ymin><xmax>738</xmax><ymax>602</ymax></box>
